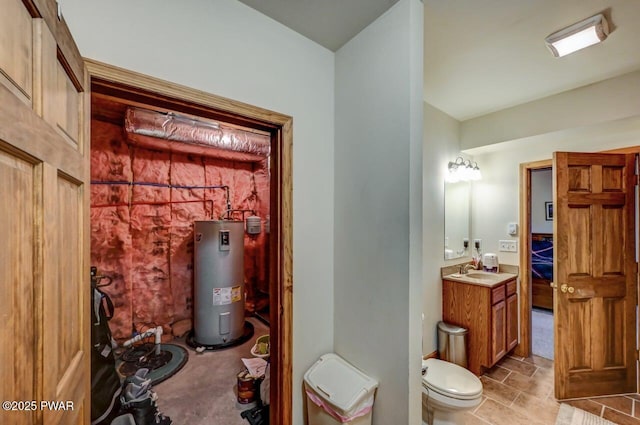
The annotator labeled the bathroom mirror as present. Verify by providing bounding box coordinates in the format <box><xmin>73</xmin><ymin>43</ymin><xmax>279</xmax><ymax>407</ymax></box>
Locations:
<box><xmin>444</xmin><ymin>180</ymin><xmax>471</xmax><ymax>260</ymax></box>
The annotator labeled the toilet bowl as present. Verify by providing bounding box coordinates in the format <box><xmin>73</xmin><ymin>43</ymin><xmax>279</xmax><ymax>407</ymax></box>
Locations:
<box><xmin>421</xmin><ymin>358</ymin><xmax>483</xmax><ymax>425</ymax></box>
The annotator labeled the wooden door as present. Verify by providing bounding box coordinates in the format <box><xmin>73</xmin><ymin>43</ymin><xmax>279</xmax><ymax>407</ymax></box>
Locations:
<box><xmin>554</xmin><ymin>152</ymin><xmax>637</xmax><ymax>399</ymax></box>
<box><xmin>0</xmin><ymin>0</ymin><xmax>89</xmax><ymax>424</ymax></box>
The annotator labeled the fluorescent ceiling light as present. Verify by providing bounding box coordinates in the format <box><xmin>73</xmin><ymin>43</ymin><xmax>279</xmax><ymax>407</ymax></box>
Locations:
<box><xmin>545</xmin><ymin>14</ymin><xmax>609</xmax><ymax>58</ymax></box>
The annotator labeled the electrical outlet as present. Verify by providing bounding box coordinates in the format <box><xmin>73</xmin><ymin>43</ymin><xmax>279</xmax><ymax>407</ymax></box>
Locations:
<box><xmin>499</xmin><ymin>240</ymin><xmax>517</xmax><ymax>252</ymax></box>
<box><xmin>474</xmin><ymin>239</ymin><xmax>481</xmax><ymax>249</ymax></box>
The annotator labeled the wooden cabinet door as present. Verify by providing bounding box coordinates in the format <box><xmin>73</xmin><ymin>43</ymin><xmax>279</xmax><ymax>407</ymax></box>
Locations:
<box><xmin>506</xmin><ymin>294</ymin><xmax>518</xmax><ymax>351</ymax></box>
<box><xmin>491</xmin><ymin>300</ymin><xmax>506</xmax><ymax>364</ymax></box>
<box><xmin>0</xmin><ymin>1</ymin><xmax>89</xmax><ymax>424</ymax></box>
<box><xmin>554</xmin><ymin>152</ymin><xmax>637</xmax><ymax>399</ymax></box>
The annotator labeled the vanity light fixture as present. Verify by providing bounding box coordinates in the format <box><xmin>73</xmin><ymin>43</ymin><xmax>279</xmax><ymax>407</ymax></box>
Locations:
<box><xmin>545</xmin><ymin>14</ymin><xmax>609</xmax><ymax>58</ymax></box>
<box><xmin>447</xmin><ymin>157</ymin><xmax>481</xmax><ymax>182</ymax></box>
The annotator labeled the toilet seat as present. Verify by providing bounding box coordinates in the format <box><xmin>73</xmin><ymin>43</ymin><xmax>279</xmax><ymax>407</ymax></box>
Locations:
<box><xmin>422</xmin><ymin>358</ymin><xmax>482</xmax><ymax>401</ymax></box>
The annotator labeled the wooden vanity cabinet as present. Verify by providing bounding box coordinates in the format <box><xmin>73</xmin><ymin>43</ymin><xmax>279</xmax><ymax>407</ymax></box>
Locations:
<box><xmin>442</xmin><ymin>277</ymin><xmax>518</xmax><ymax>375</ymax></box>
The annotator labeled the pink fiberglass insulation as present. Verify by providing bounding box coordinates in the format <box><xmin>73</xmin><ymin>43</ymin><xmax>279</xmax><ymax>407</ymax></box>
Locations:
<box><xmin>130</xmin><ymin>204</ymin><xmax>173</xmax><ymax>330</ymax></box>
<box><xmin>131</xmin><ymin>149</ymin><xmax>171</xmax><ymax>203</ymax></box>
<box><xmin>91</xmin><ymin>122</ymin><xmax>132</xmax><ymax>207</ymax></box>
<box><xmin>170</xmin><ymin>201</ymin><xmax>206</xmax><ymax>322</ymax></box>
<box><xmin>169</xmin><ymin>224</ymin><xmax>196</xmax><ymax>322</ymax></box>
<box><xmin>90</xmin><ymin>207</ymin><xmax>133</xmax><ymax>340</ymax></box>
<box><xmin>171</xmin><ymin>153</ymin><xmax>205</xmax><ymax>202</ymax></box>
<box><xmin>90</xmin><ymin>119</ymin><xmax>270</xmax><ymax>341</ymax></box>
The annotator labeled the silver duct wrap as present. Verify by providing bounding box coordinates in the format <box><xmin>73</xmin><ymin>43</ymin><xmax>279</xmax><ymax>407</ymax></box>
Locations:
<box><xmin>124</xmin><ymin>107</ymin><xmax>270</xmax><ymax>162</ymax></box>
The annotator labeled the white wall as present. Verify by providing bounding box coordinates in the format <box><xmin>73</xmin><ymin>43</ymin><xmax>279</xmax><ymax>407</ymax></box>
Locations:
<box><xmin>531</xmin><ymin>169</ymin><xmax>552</xmax><ymax>234</ymax></box>
<box><xmin>467</xmin><ymin>117</ymin><xmax>640</xmax><ymax>267</ymax></box>
<box><xmin>334</xmin><ymin>1</ymin><xmax>423</xmax><ymax>423</ymax></box>
<box><xmin>59</xmin><ymin>1</ymin><xmax>334</xmax><ymax>423</ymax></box>
<box><xmin>408</xmin><ymin>3</ymin><xmax>424</xmax><ymax>422</ymax></box>
<box><xmin>422</xmin><ymin>103</ymin><xmax>461</xmax><ymax>355</ymax></box>
<box><xmin>461</xmin><ymin>70</ymin><xmax>640</xmax><ymax>150</ymax></box>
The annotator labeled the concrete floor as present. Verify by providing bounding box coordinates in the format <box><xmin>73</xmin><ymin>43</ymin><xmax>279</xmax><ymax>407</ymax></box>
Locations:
<box><xmin>154</xmin><ymin>317</ymin><xmax>269</xmax><ymax>425</ymax></box>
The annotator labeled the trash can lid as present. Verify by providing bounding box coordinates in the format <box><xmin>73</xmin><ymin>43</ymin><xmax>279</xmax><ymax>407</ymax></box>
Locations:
<box><xmin>437</xmin><ymin>321</ymin><xmax>468</xmax><ymax>335</ymax></box>
<box><xmin>303</xmin><ymin>353</ymin><xmax>378</xmax><ymax>415</ymax></box>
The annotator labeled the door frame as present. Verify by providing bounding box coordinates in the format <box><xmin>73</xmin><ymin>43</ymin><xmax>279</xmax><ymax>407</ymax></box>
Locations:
<box><xmin>515</xmin><ymin>159</ymin><xmax>552</xmax><ymax>358</ymax></box>
<box><xmin>85</xmin><ymin>59</ymin><xmax>294</xmax><ymax>425</ymax></box>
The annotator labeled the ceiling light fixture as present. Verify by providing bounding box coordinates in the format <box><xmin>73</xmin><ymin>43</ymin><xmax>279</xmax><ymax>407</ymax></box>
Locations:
<box><xmin>545</xmin><ymin>14</ymin><xmax>609</xmax><ymax>58</ymax></box>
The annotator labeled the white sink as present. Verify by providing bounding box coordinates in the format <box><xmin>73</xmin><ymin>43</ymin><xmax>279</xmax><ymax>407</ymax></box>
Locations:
<box><xmin>465</xmin><ymin>272</ymin><xmax>500</xmax><ymax>281</ymax></box>
<box><xmin>445</xmin><ymin>270</ymin><xmax>505</xmax><ymax>286</ymax></box>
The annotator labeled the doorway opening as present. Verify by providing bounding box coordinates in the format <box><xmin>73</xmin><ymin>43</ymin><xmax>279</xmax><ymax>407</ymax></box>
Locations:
<box><xmin>516</xmin><ymin>159</ymin><xmax>552</xmax><ymax>360</ymax></box>
<box><xmin>86</xmin><ymin>60</ymin><xmax>293</xmax><ymax>425</ymax></box>
<box><xmin>529</xmin><ymin>167</ymin><xmax>553</xmax><ymax>361</ymax></box>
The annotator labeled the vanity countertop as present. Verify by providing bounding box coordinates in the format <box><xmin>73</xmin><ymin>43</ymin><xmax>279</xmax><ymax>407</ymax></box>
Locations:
<box><xmin>442</xmin><ymin>270</ymin><xmax>517</xmax><ymax>288</ymax></box>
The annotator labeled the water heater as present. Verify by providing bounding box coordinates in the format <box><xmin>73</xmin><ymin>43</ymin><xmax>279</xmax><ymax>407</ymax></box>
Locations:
<box><xmin>193</xmin><ymin>220</ymin><xmax>245</xmax><ymax>346</ymax></box>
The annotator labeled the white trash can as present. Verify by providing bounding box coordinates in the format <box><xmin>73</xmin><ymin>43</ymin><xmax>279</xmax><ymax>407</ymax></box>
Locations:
<box><xmin>304</xmin><ymin>353</ymin><xmax>379</xmax><ymax>425</ymax></box>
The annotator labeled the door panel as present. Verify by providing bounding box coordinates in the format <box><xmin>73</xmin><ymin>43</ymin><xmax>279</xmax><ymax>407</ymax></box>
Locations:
<box><xmin>506</xmin><ymin>294</ymin><xmax>518</xmax><ymax>351</ymax></box>
<box><xmin>567</xmin><ymin>206</ymin><xmax>590</xmax><ymax>273</ymax></box>
<box><xmin>54</xmin><ymin>63</ymin><xmax>82</xmax><ymax>146</ymax></box>
<box><xmin>0</xmin><ymin>0</ymin><xmax>34</xmax><ymax>104</ymax></box>
<box><xmin>602</xmin><ymin>206</ymin><xmax>624</xmax><ymax>273</ymax></box>
<box><xmin>44</xmin><ymin>173</ymin><xmax>83</xmax><ymax>378</ymax></box>
<box><xmin>603</xmin><ymin>297</ymin><xmax>625</xmax><ymax>367</ymax></box>
<box><xmin>491</xmin><ymin>300</ymin><xmax>506</xmax><ymax>364</ymax></box>
<box><xmin>566</xmin><ymin>298</ymin><xmax>591</xmax><ymax>370</ymax></box>
<box><xmin>554</xmin><ymin>152</ymin><xmax>637</xmax><ymax>399</ymax></box>
<box><xmin>0</xmin><ymin>148</ymin><xmax>38</xmax><ymax>425</ymax></box>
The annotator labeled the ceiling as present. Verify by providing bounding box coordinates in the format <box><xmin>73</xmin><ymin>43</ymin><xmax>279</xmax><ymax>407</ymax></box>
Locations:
<box><xmin>237</xmin><ymin>0</ymin><xmax>640</xmax><ymax>122</ymax></box>
<box><xmin>425</xmin><ymin>0</ymin><xmax>640</xmax><ymax>121</ymax></box>
<box><xmin>236</xmin><ymin>0</ymin><xmax>400</xmax><ymax>52</ymax></box>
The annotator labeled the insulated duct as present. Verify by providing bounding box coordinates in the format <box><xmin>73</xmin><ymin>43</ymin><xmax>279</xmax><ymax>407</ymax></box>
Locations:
<box><xmin>124</xmin><ymin>107</ymin><xmax>270</xmax><ymax>162</ymax></box>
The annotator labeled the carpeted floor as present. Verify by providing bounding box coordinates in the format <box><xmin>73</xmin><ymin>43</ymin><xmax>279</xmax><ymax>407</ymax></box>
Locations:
<box><xmin>556</xmin><ymin>404</ymin><xmax>616</xmax><ymax>425</ymax></box>
<box><xmin>532</xmin><ymin>307</ymin><xmax>554</xmax><ymax>360</ymax></box>
<box><xmin>154</xmin><ymin>317</ymin><xmax>269</xmax><ymax>425</ymax></box>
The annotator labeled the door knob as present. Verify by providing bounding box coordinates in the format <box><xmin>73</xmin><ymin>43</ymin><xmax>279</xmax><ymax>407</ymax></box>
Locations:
<box><xmin>550</xmin><ymin>282</ymin><xmax>557</xmax><ymax>289</ymax></box>
<box><xmin>560</xmin><ymin>284</ymin><xmax>575</xmax><ymax>294</ymax></box>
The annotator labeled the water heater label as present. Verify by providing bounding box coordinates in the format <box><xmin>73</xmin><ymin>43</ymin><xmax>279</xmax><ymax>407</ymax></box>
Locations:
<box><xmin>231</xmin><ymin>285</ymin><xmax>241</xmax><ymax>303</ymax></box>
<box><xmin>213</xmin><ymin>287</ymin><xmax>232</xmax><ymax>305</ymax></box>
<box><xmin>212</xmin><ymin>286</ymin><xmax>242</xmax><ymax>305</ymax></box>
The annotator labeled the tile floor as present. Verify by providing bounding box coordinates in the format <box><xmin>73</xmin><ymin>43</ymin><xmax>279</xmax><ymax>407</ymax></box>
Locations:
<box><xmin>458</xmin><ymin>354</ymin><xmax>640</xmax><ymax>424</ymax></box>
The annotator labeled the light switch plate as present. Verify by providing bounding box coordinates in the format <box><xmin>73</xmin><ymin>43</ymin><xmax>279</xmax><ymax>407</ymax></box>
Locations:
<box><xmin>499</xmin><ymin>240</ymin><xmax>517</xmax><ymax>252</ymax></box>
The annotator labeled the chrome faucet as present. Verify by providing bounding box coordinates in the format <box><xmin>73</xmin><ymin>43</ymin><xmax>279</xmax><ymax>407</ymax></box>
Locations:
<box><xmin>459</xmin><ymin>263</ymin><xmax>477</xmax><ymax>274</ymax></box>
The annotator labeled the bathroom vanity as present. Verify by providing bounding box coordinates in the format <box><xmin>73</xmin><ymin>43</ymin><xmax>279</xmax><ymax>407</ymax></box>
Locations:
<box><xmin>441</xmin><ymin>269</ymin><xmax>518</xmax><ymax>375</ymax></box>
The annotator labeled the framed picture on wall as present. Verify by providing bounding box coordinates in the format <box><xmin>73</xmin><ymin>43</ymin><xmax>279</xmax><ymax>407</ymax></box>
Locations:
<box><xmin>545</xmin><ymin>202</ymin><xmax>553</xmax><ymax>220</ymax></box>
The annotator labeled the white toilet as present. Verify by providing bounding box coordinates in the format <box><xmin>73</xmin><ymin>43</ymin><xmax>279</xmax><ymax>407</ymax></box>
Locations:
<box><xmin>421</xmin><ymin>358</ymin><xmax>483</xmax><ymax>425</ymax></box>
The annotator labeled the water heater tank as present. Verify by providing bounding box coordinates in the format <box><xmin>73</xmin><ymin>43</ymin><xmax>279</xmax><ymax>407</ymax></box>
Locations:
<box><xmin>193</xmin><ymin>220</ymin><xmax>245</xmax><ymax>345</ymax></box>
